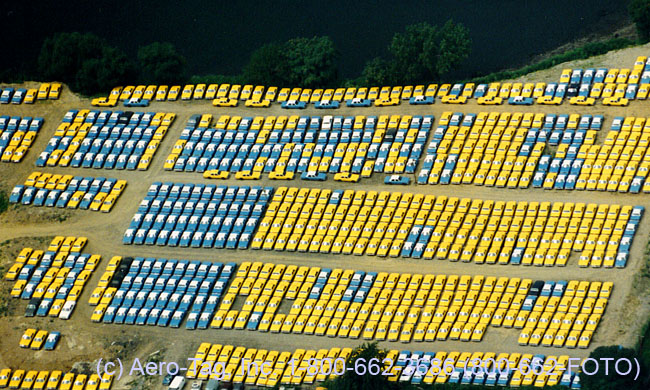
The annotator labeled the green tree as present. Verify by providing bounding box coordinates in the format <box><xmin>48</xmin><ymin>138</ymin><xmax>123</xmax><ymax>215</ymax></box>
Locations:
<box><xmin>38</xmin><ymin>32</ymin><xmax>133</xmax><ymax>95</ymax></box>
<box><xmin>361</xmin><ymin>57</ymin><xmax>396</xmax><ymax>85</ymax></box>
<box><xmin>580</xmin><ymin>346</ymin><xmax>645</xmax><ymax>390</ymax></box>
<box><xmin>242</xmin><ymin>36</ymin><xmax>339</xmax><ymax>87</ymax></box>
<box><xmin>137</xmin><ymin>42</ymin><xmax>187</xmax><ymax>85</ymax></box>
<box><xmin>284</xmin><ymin>36</ymin><xmax>339</xmax><ymax>88</ymax></box>
<box><xmin>630</xmin><ymin>0</ymin><xmax>650</xmax><ymax>42</ymax></box>
<box><xmin>435</xmin><ymin>20</ymin><xmax>472</xmax><ymax>78</ymax></box>
<box><xmin>0</xmin><ymin>190</ymin><xmax>8</xmax><ymax>214</ymax></box>
<box><xmin>388</xmin><ymin>22</ymin><xmax>439</xmax><ymax>84</ymax></box>
<box><xmin>323</xmin><ymin>343</ymin><xmax>394</xmax><ymax>390</ymax></box>
<box><xmin>361</xmin><ymin>20</ymin><xmax>471</xmax><ymax>85</ymax></box>
<box><xmin>76</xmin><ymin>46</ymin><xmax>134</xmax><ymax>95</ymax></box>
<box><xmin>242</xmin><ymin>42</ymin><xmax>290</xmax><ymax>85</ymax></box>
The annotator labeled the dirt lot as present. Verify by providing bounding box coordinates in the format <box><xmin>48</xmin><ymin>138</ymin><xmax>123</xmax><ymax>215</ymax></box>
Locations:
<box><xmin>2</xmin><ymin>46</ymin><xmax>650</xmax><ymax>389</ymax></box>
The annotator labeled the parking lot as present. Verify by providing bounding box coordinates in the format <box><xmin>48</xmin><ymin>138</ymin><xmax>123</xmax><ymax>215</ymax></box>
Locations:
<box><xmin>2</xmin><ymin>49</ymin><xmax>650</xmax><ymax>389</ymax></box>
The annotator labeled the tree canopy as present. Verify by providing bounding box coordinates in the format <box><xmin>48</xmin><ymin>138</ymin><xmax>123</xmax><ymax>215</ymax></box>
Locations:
<box><xmin>580</xmin><ymin>345</ymin><xmax>647</xmax><ymax>390</ymax></box>
<box><xmin>38</xmin><ymin>32</ymin><xmax>133</xmax><ymax>95</ymax></box>
<box><xmin>323</xmin><ymin>342</ymin><xmax>395</xmax><ymax>390</ymax></box>
<box><xmin>243</xmin><ymin>36</ymin><xmax>339</xmax><ymax>88</ymax></box>
<box><xmin>630</xmin><ymin>0</ymin><xmax>650</xmax><ymax>42</ymax></box>
<box><xmin>137</xmin><ymin>42</ymin><xmax>187</xmax><ymax>85</ymax></box>
<box><xmin>362</xmin><ymin>20</ymin><xmax>471</xmax><ymax>85</ymax></box>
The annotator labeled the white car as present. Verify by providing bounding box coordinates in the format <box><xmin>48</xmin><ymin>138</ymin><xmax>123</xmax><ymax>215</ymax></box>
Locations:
<box><xmin>59</xmin><ymin>301</ymin><xmax>77</xmax><ymax>320</ymax></box>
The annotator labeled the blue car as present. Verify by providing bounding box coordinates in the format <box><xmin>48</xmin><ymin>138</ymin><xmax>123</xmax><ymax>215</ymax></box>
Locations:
<box><xmin>11</xmin><ymin>88</ymin><xmax>26</xmax><ymax>104</ymax></box>
<box><xmin>33</xmin><ymin>189</ymin><xmax>48</xmax><ymax>206</ymax></box>
<box><xmin>124</xmin><ymin>98</ymin><xmax>150</xmax><ymax>107</ymax></box>
<box><xmin>316</xmin><ymin>100</ymin><xmax>341</xmax><ymax>109</ymax></box>
<box><xmin>169</xmin><ymin>310</ymin><xmax>185</xmax><ymax>328</ymax></box>
<box><xmin>136</xmin><ymin>308</ymin><xmax>150</xmax><ymax>325</ymax></box>
<box><xmin>508</xmin><ymin>96</ymin><xmax>534</xmax><ymax>105</ymax></box>
<box><xmin>125</xmin><ymin>308</ymin><xmax>139</xmax><ymax>324</ymax></box>
<box><xmin>147</xmin><ymin>308</ymin><xmax>161</xmax><ymax>325</ymax></box>
<box><xmin>384</xmin><ymin>175</ymin><xmax>410</xmax><ymax>185</ymax></box>
<box><xmin>43</xmin><ymin>331</ymin><xmax>61</xmax><ymax>350</ymax></box>
<box><xmin>185</xmin><ymin>311</ymin><xmax>199</xmax><ymax>329</ymax></box>
<box><xmin>281</xmin><ymin>100</ymin><xmax>307</xmax><ymax>109</ymax></box>
<box><xmin>0</xmin><ymin>88</ymin><xmax>14</xmax><ymax>103</ymax></box>
<box><xmin>157</xmin><ymin>310</ymin><xmax>173</xmax><ymax>327</ymax></box>
<box><xmin>9</xmin><ymin>185</ymin><xmax>24</xmax><ymax>203</ymax></box>
<box><xmin>301</xmin><ymin>171</ymin><xmax>327</xmax><ymax>181</ymax></box>
<box><xmin>409</xmin><ymin>96</ymin><xmax>434</xmax><ymax>105</ymax></box>
<box><xmin>345</xmin><ymin>98</ymin><xmax>371</xmax><ymax>107</ymax></box>
<box><xmin>114</xmin><ymin>307</ymin><xmax>128</xmax><ymax>324</ymax></box>
<box><xmin>36</xmin><ymin>299</ymin><xmax>53</xmax><ymax>316</ymax></box>
<box><xmin>197</xmin><ymin>312</ymin><xmax>211</xmax><ymax>329</ymax></box>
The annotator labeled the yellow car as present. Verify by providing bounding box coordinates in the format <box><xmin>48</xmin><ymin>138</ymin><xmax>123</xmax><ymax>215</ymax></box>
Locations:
<box><xmin>89</xmin><ymin>193</ymin><xmax>106</xmax><ymax>211</ymax></box>
<box><xmin>24</xmin><ymin>89</ymin><xmax>37</xmax><ymax>104</ymax></box>
<box><xmin>98</xmin><ymin>374</ymin><xmax>113</xmax><ymax>390</ymax></box>
<box><xmin>45</xmin><ymin>371</ymin><xmax>62</xmax><ymax>390</ymax></box>
<box><xmin>119</xmin><ymin>85</ymin><xmax>135</xmax><ymax>100</ymax></box>
<box><xmin>30</xmin><ymin>330</ymin><xmax>49</xmax><ymax>350</ymax></box>
<box><xmin>90</xmin><ymin>97</ymin><xmax>117</xmax><ymax>107</ymax></box>
<box><xmin>100</xmin><ymin>193</ymin><xmax>118</xmax><ymax>212</ymax></box>
<box><xmin>49</xmin><ymin>83</ymin><xmax>62</xmax><ymax>99</ymax></box>
<box><xmin>569</xmin><ymin>96</ymin><xmax>595</xmax><ymax>106</ymax></box>
<box><xmin>193</xmin><ymin>84</ymin><xmax>206</xmax><ymax>99</ymax></box>
<box><xmin>374</xmin><ymin>98</ymin><xmax>400</xmax><ymax>107</ymax></box>
<box><xmin>477</xmin><ymin>96</ymin><xmax>503</xmax><ymax>105</ymax></box>
<box><xmin>9</xmin><ymin>370</ymin><xmax>25</xmax><ymax>389</ymax></box>
<box><xmin>88</xmin><ymin>287</ymin><xmax>105</xmax><ymax>306</ymax></box>
<box><xmin>84</xmin><ymin>374</ymin><xmax>100</xmax><ymax>390</ymax></box>
<box><xmin>167</xmin><ymin>85</ymin><xmax>181</xmax><ymax>100</ymax></box>
<box><xmin>91</xmin><ymin>304</ymin><xmax>107</xmax><ymax>322</ymax></box>
<box><xmin>537</xmin><ymin>95</ymin><xmax>562</xmax><ymax>105</ymax></box>
<box><xmin>181</xmin><ymin>85</ymin><xmax>194</xmax><ymax>100</ymax></box>
<box><xmin>0</xmin><ymin>368</ymin><xmax>11</xmax><ymax>388</ymax></box>
<box><xmin>245</xmin><ymin>99</ymin><xmax>271</xmax><ymax>107</ymax></box>
<box><xmin>213</xmin><ymin>97</ymin><xmax>238</xmax><ymax>107</ymax></box>
<box><xmin>203</xmin><ymin>170</ymin><xmax>230</xmax><ymax>179</ymax></box>
<box><xmin>137</xmin><ymin>154</ymin><xmax>153</xmax><ymax>170</ymax></box>
<box><xmin>602</xmin><ymin>97</ymin><xmax>629</xmax><ymax>106</ymax></box>
<box><xmin>72</xmin><ymin>374</ymin><xmax>87</xmax><ymax>390</ymax></box>
<box><xmin>37</xmin><ymin>83</ymin><xmax>50</xmax><ymax>99</ymax></box>
<box><xmin>163</xmin><ymin>154</ymin><xmax>178</xmax><ymax>170</ymax></box>
<box><xmin>20</xmin><ymin>328</ymin><xmax>37</xmax><ymax>348</ymax></box>
<box><xmin>576</xmin><ymin>331</ymin><xmax>593</xmax><ymax>348</ymax></box>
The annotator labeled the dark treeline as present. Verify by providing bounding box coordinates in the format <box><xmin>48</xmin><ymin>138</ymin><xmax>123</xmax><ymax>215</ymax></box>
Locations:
<box><xmin>17</xmin><ymin>19</ymin><xmax>471</xmax><ymax>96</ymax></box>
<box><xmin>6</xmin><ymin>0</ymin><xmax>650</xmax><ymax>96</ymax></box>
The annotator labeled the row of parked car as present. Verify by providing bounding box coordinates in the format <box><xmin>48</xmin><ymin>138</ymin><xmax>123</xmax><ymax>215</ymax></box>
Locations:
<box><xmin>249</xmin><ymin>185</ymin><xmax>642</xmax><ymax>268</ymax></box>
<box><xmin>0</xmin><ymin>83</ymin><xmax>61</xmax><ymax>105</ymax></box>
<box><xmin>89</xmin><ymin>257</ymin><xmax>236</xmax><ymax>331</ymax></box>
<box><xmin>95</xmin><ymin>56</ymin><xmax>650</xmax><ymax>109</ymax></box>
<box><xmin>18</xmin><ymin>328</ymin><xmax>60</xmax><ymax>350</ymax></box>
<box><xmin>189</xmin><ymin>259</ymin><xmax>611</xmax><ymax>349</ymax></box>
<box><xmin>9</xmin><ymin>172</ymin><xmax>127</xmax><ymax>212</ymax></box>
<box><xmin>417</xmin><ymin>111</ymin><xmax>601</xmax><ymax>188</ymax></box>
<box><xmin>0</xmin><ymin>116</ymin><xmax>43</xmax><ymax>163</ymax></box>
<box><xmin>416</xmin><ymin>111</ymin><xmax>649</xmax><ymax>194</ymax></box>
<box><xmin>4</xmin><ymin>237</ymin><xmax>101</xmax><ymax>322</ymax></box>
<box><xmin>532</xmin><ymin>115</ymin><xmax>650</xmax><ymax>193</ymax></box>
<box><xmin>0</xmin><ymin>368</ymin><xmax>113</xmax><ymax>390</ymax></box>
<box><xmin>165</xmin><ymin>114</ymin><xmax>431</xmax><ymax>183</ymax></box>
<box><xmin>37</xmin><ymin>109</ymin><xmax>175</xmax><ymax>171</ymax></box>
<box><xmin>123</xmin><ymin>183</ymin><xmax>273</xmax><ymax>248</ymax></box>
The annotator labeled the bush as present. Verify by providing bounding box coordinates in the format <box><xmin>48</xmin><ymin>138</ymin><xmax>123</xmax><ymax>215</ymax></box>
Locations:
<box><xmin>38</xmin><ymin>32</ymin><xmax>134</xmax><ymax>95</ymax></box>
<box><xmin>0</xmin><ymin>191</ymin><xmax>8</xmax><ymax>214</ymax></box>
<box><xmin>630</xmin><ymin>0</ymin><xmax>650</xmax><ymax>42</ymax></box>
<box><xmin>469</xmin><ymin>37</ymin><xmax>634</xmax><ymax>84</ymax></box>
<box><xmin>242</xmin><ymin>36</ymin><xmax>339</xmax><ymax>88</ymax></box>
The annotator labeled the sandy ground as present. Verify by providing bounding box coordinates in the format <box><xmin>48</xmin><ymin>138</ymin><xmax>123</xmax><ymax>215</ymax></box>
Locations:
<box><xmin>2</xmin><ymin>46</ymin><xmax>650</xmax><ymax>389</ymax></box>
